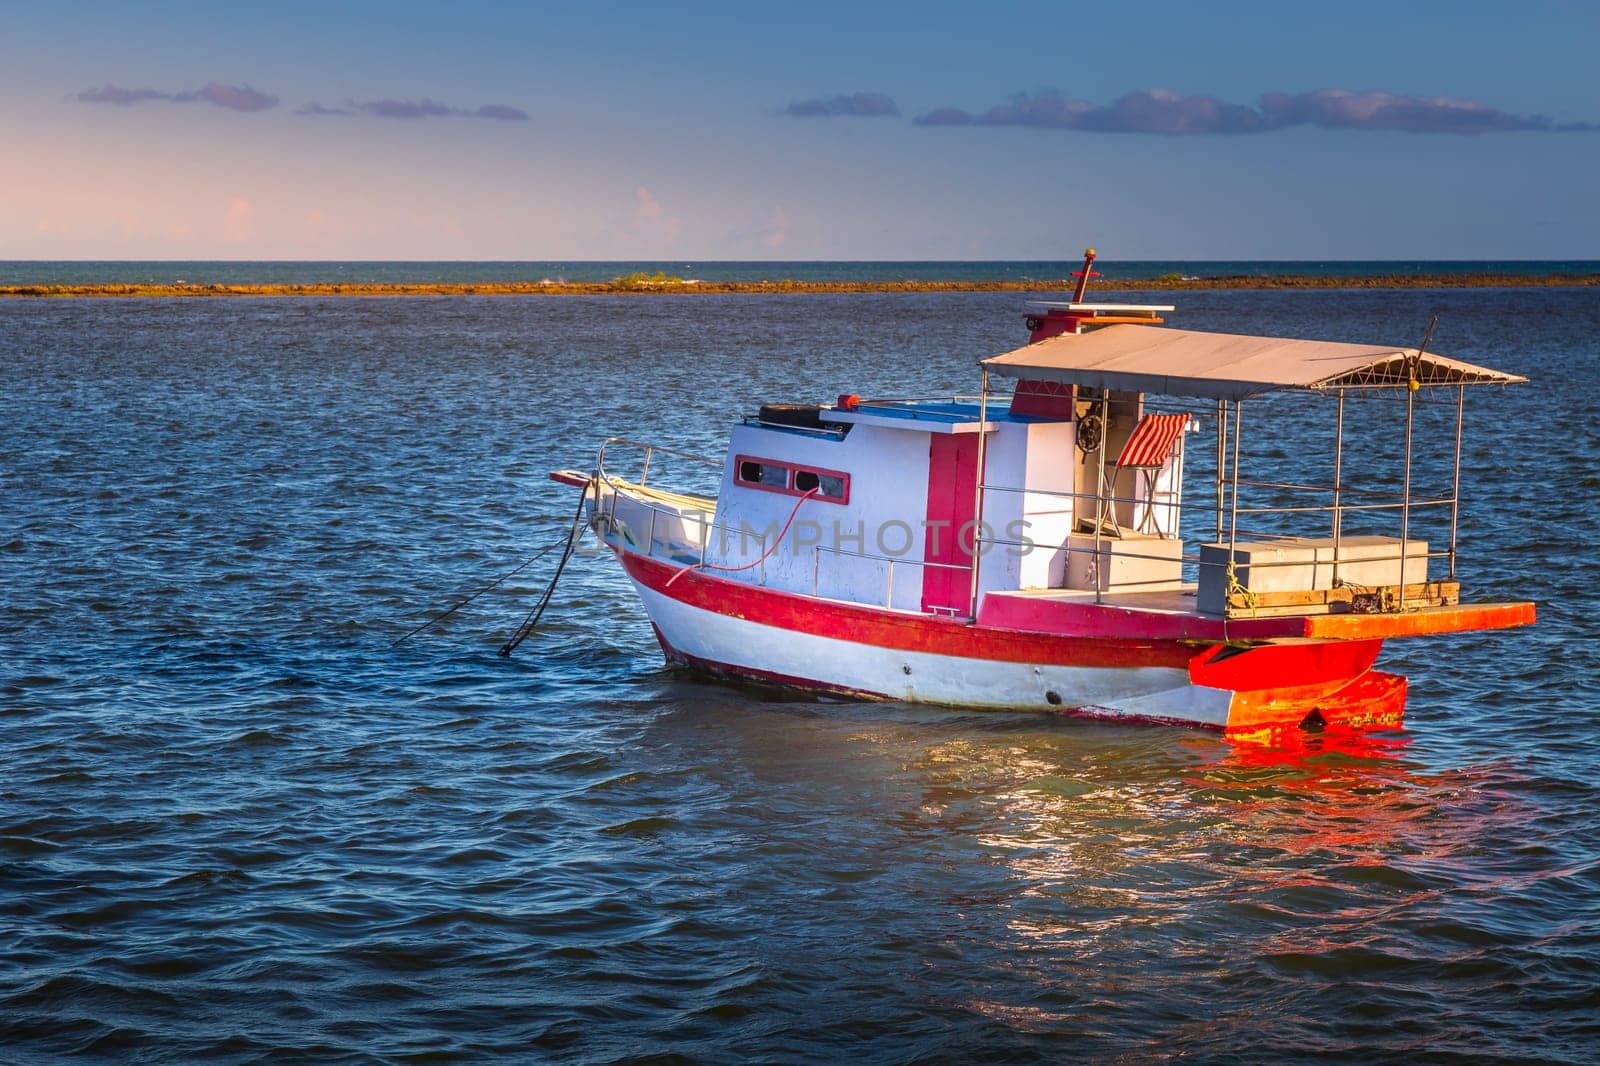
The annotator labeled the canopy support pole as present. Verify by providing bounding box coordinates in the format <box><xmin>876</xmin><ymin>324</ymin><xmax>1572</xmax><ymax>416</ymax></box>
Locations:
<box><xmin>1227</xmin><ymin>400</ymin><xmax>1243</xmax><ymax>610</ymax></box>
<box><xmin>1094</xmin><ymin>390</ymin><xmax>1109</xmax><ymax>604</ymax></box>
<box><xmin>1449</xmin><ymin>384</ymin><xmax>1465</xmax><ymax>581</ymax></box>
<box><xmin>1214</xmin><ymin>399</ymin><xmax>1227</xmax><ymax>544</ymax></box>
<box><xmin>1331</xmin><ymin>388</ymin><xmax>1345</xmax><ymax>587</ymax></box>
<box><xmin>1399</xmin><ymin>385</ymin><xmax>1416</xmax><ymax>609</ymax></box>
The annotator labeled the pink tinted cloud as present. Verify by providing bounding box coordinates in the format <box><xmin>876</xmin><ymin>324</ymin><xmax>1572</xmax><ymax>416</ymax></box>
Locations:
<box><xmin>76</xmin><ymin>82</ymin><xmax>278</xmax><ymax>112</ymax></box>
<box><xmin>178</xmin><ymin>83</ymin><xmax>277</xmax><ymax>112</ymax></box>
<box><xmin>633</xmin><ymin>186</ymin><xmax>682</xmax><ymax>245</ymax></box>
<box><xmin>76</xmin><ymin>83</ymin><xmax>525</xmax><ymax>120</ymax></box>
<box><xmin>223</xmin><ymin>198</ymin><xmax>255</xmax><ymax>243</ymax></box>
<box><xmin>296</xmin><ymin>98</ymin><xmax>529</xmax><ymax>120</ymax></box>
<box><xmin>76</xmin><ymin>84</ymin><xmax>169</xmax><ymax>106</ymax></box>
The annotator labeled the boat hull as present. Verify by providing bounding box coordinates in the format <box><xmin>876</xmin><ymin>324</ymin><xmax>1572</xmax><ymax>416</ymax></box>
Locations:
<box><xmin>614</xmin><ymin>548</ymin><xmax>1406</xmax><ymax>742</ymax></box>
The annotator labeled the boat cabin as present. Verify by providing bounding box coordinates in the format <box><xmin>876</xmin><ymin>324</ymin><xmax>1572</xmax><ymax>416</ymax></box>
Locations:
<box><xmin>701</xmin><ymin>350</ymin><xmax>1195</xmax><ymax>618</ymax></box>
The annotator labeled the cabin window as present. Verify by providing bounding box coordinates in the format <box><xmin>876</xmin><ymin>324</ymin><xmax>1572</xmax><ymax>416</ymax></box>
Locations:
<box><xmin>739</xmin><ymin>460</ymin><xmax>789</xmax><ymax>487</ymax></box>
<box><xmin>795</xmin><ymin>470</ymin><xmax>847</xmax><ymax>499</ymax></box>
<box><xmin>734</xmin><ymin>455</ymin><xmax>850</xmax><ymax>504</ymax></box>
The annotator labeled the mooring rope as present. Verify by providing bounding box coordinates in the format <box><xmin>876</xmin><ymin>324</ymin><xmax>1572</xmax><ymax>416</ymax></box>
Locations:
<box><xmin>392</xmin><ymin>537</ymin><xmax>568</xmax><ymax>647</ymax></box>
<box><xmin>498</xmin><ymin>478</ymin><xmax>594</xmax><ymax>657</ymax></box>
<box><xmin>1225</xmin><ymin>561</ymin><xmax>1258</xmax><ymax>618</ymax></box>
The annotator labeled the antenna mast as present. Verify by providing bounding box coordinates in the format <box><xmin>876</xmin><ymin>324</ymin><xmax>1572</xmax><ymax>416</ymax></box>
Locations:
<box><xmin>1070</xmin><ymin>247</ymin><xmax>1100</xmax><ymax>303</ymax></box>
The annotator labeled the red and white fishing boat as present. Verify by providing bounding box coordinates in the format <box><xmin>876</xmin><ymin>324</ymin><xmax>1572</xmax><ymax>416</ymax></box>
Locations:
<box><xmin>551</xmin><ymin>251</ymin><xmax>1534</xmax><ymax>743</ymax></box>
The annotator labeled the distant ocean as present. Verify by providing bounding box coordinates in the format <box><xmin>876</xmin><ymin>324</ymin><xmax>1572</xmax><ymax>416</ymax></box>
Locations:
<box><xmin>3</xmin><ymin>259</ymin><xmax>1598</xmax><ymax>286</ymax></box>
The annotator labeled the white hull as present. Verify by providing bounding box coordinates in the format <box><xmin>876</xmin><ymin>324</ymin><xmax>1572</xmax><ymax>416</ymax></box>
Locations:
<box><xmin>631</xmin><ymin>575</ymin><xmax>1235</xmax><ymax>728</ymax></box>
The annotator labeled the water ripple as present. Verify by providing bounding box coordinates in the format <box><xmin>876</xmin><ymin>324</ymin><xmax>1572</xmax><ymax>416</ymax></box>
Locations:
<box><xmin>1</xmin><ymin>291</ymin><xmax>1597</xmax><ymax>1061</ymax></box>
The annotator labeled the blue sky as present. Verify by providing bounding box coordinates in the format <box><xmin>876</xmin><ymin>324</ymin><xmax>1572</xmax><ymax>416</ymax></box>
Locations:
<box><xmin>3</xmin><ymin>0</ymin><xmax>1598</xmax><ymax>259</ymax></box>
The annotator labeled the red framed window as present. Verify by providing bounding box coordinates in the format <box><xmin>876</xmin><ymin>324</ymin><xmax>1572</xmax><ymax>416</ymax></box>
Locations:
<box><xmin>734</xmin><ymin>455</ymin><xmax>850</xmax><ymax>504</ymax></box>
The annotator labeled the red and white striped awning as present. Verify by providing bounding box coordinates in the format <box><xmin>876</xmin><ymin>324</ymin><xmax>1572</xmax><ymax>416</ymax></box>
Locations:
<box><xmin>1114</xmin><ymin>412</ymin><xmax>1192</xmax><ymax>468</ymax></box>
<box><xmin>984</xmin><ymin>324</ymin><xmax>1527</xmax><ymax>401</ymax></box>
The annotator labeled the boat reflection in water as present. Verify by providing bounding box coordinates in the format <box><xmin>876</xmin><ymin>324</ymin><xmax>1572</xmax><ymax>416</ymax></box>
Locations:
<box><xmin>869</xmin><ymin>716</ymin><xmax>1527</xmax><ymax>952</ymax></box>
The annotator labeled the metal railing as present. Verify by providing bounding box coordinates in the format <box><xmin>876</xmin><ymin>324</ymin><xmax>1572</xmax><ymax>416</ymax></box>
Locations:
<box><xmin>593</xmin><ymin>437</ymin><xmax>764</xmax><ymax>575</ymax></box>
<box><xmin>856</xmin><ymin>394</ymin><xmax>988</xmax><ymax>406</ymax></box>
<box><xmin>969</xmin><ymin>466</ymin><xmax>1457</xmax><ymax>604</ymax></box>
<box><xmin>810</xmin><ymin>546</ymin><xmax>973</xmax><ymax>612</ymax></box>
<box><xmin>588</xmin><ymin>484</ymin><xmax>771</xmax><ymax>579</ymax></box>
<box><xmin>596</xmin><ymin>436</ymin><xmax>721</xmax><ymax>490</ymax></box>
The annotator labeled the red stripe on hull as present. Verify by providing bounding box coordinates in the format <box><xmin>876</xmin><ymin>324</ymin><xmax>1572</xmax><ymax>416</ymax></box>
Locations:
<box><xmin>625</xmin><ymin>550</ymin><xmax>1410</xmax><ymax>740</ymax></box>
<box><xmin>621</xmin><ymin>549</ymin><xmax>1387</xmax><ymax>700</ymax></box>
<box><xmin>978</xmin><ymin>587</ymin><xmax>1534</xmax><ymax>643</ymax></box>
<box><xmin>979</xmin><ymin>589</ymin><xmax>1320</xmax><ymax>643</ymax></box>
<box><xmin>622</xmin><ymin>549</ymin><xmax>1195</xmax><ymax>671</ymax></box>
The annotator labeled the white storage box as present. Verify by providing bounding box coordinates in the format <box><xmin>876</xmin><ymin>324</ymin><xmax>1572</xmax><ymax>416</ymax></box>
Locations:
<box><xmin>1065</xmin><ymin>534</ymin><xmax>1186</xmax><ymax>593</ymax></box>
<box><xmin>1197</xmin><ymin>535</ymin><xmax>1428</xmax><ymax>615</ymax></box>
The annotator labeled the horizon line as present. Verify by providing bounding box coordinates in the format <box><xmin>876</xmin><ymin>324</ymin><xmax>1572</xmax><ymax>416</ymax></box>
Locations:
<box><xmin>5</xmin><ymin>256</ymin><xmax>1598</xmax><ymax>264</ymax></box>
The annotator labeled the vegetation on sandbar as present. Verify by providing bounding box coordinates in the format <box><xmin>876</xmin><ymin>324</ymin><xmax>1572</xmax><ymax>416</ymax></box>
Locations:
<box><xmin>607</xmin><ymin>271</ymin><xmax>690</xmax><ymax>290</ymax></box>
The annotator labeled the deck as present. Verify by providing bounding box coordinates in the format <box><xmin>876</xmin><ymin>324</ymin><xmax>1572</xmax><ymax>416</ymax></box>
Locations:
<box><xmin>978</xmin><ymin>585</ymin><xmax>1535</xmax><ymax>642</ymax></box>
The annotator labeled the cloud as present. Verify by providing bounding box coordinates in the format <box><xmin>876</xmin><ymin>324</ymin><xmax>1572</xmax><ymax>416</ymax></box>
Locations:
<box><xmin>76</xmin><ymin>82</ymin><xmax>278</xmax><ymax>112</ymax></box>
<box><xmin>176</xmin><ymin>83</ymin><xmax>278</xmax><ymax>112</ymax></box>
<box><xmin>783</xmin><ymin>92</ymin><xmax>899</xmax><ymax>118</ymax></box>
<box><xmin>76</xmin><ymin>82</ymin><xmax>525</xmax><ymax>121</ymax></box>
<box><xmin>760</xmin><ymin>207</ymin><xmax>790</xmax><ymax>249</ymax></box>
<box><xmin>915</xmin><ymin>87</ymin><xmax>1584</xmax><ymax>135</ymax></box>
<box><xmin>295</xmin><ymin>97</ymin><xmax>528</xmax><ymax>120</ymax></box>
<box><xmin>473</xmin><ymin>104</ymin><xmax>530</xmax><ymax>121</ymax></box>
<box><xmin>223</xmin><ymin>198</ymin><xmax>255</xmax><ymax>243</ymax></box>
<box><xmin>913</xmin><ymin>89</ymin><xmax>1265</xmax><ymax>132</ymax></box>
<box><xmin>1259</xmin><ymin>89</ymin><xmax>1545</xmax><ymax>133</ymax></box>
<box><xmin>912</xmin><ymin>107</ymin><xmax>977</xmax><ymax>127</ymax></box>
<box><xmin>406</xmin><ymin>209</ymin><xmax>464</xmax><ymax>239</ymax></box>
<box><xmin>76</xmin><ymin>84</ymin><xmax>169</xmax><ymax>106</ymax></box>
<box><xmin>360</xmin><ymin>97</ymin><xmax>457</xmax><ymax>119</ymax></box>
<box><xmin>633</xmin><ymin>186</ymin><xmax>682</xmax><ymax>245</ymax></box>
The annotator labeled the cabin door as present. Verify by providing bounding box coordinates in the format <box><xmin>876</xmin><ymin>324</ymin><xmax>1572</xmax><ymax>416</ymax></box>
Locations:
<box><xmin>921</xmin><ymin>432</ymin><xmax>979</xmax><ymax>616</ymax></box>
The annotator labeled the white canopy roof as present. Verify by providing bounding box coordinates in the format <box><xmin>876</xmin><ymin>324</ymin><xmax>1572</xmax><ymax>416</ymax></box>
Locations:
<box><xmin>983</xmin><ymin>324</ymin><xmax>1526</xmax><ymax>401</ymax></box>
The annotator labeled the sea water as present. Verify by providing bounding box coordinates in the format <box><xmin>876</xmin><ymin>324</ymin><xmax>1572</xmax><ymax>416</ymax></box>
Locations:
<box><xmin>2</xmin><ymin>287</ymin><xmax>1597</xmax><ymax>1061</ymax></box>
